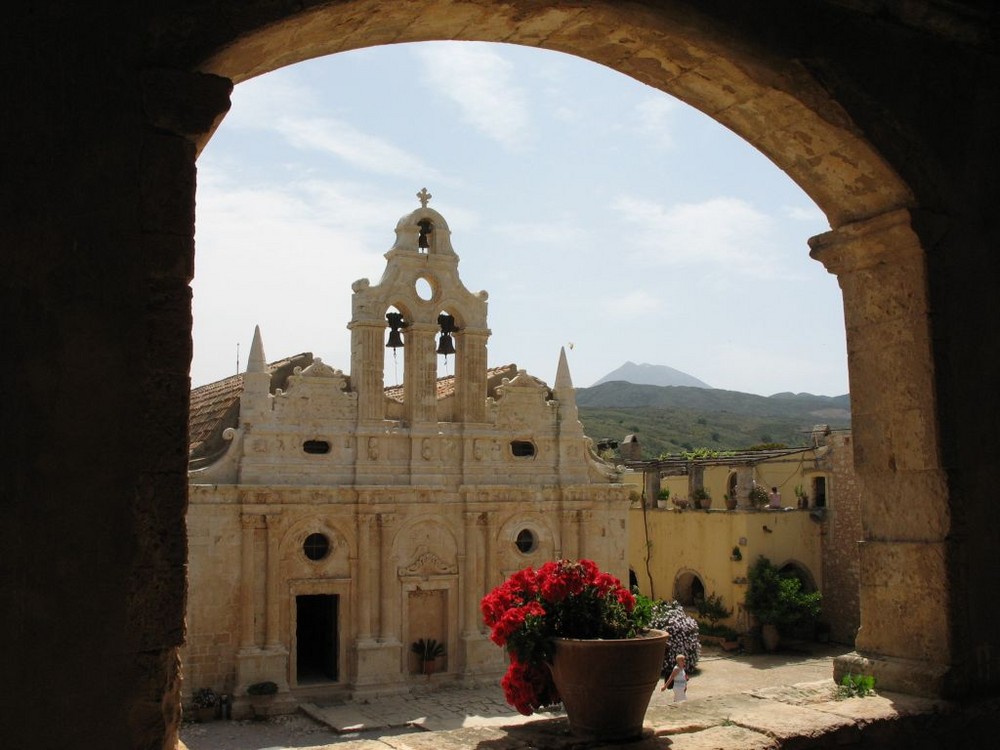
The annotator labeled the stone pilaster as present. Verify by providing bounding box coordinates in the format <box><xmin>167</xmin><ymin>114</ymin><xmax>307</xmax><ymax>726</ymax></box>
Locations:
<box><xmin>350</xmin><ymin>321</ymin><xmax>387</xmax><ymax>421</ymax></box>
<box><xmin>810</xmin><ymin>208</ymin><xmax>953</xmax><ymax>696</ymax></box>
<box><xmin>735</xmin><ymin>466</ymin><xmax>754</xmax><ymax>508</ymax></box>
<box><xmin>356</xmin><ymin>512</ymin><xmax>376</xmax><ymax>642</ymax></box>
<box><xmin>378</xmin><ymin>513</ymin><xmax>400</xmax><ymax>644</ymax></box>
<box><xmin>463</xmin><ymin>512</ymin><xmax>483</xmax><ymax>636</ymax></box>
<box><xmin>264</xmin><ymin>513</ymin><xmax>282</xmax><ymax>649</ymax></box>
<box><xmin>404</xmin><ymin>322</ymin><xmax>438</xmax><ymax>425</ymax></box>
<box><xmin>455</xmin><ymin>328</ymin><xmax>489</xmax><ymax>422</ymax></box>
<box><xmin>239</xmin><ymin>513</ymin><xmax>259</xmax><ymax>649</ymax></box>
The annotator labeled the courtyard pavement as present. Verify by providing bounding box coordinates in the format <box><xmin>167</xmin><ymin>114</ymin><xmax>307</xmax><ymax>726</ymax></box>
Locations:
<box><xmin>180</xmin><ymin>642</ymin><xmax>875</xmax><ymax>750</ymax></box>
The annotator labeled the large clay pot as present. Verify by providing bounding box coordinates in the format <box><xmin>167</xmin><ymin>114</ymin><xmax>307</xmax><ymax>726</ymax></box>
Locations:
<box><xmin>761</xmin><ymin>623</ymin><xmax>781</xmax><ymax>652</ymax></box>
<box><xmin>548</xmin><ymin>629</ymin><xmax>668</xmax><ymax>741</ymax></box>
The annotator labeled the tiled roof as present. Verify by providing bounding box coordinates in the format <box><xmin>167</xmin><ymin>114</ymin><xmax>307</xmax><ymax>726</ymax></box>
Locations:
<box><xmin>188</xmin><ymin>352</ymin><xmax>313</xmax><ymax>462</ymax></box>
<box><xmin>383</xmin><ymin>364</ymin><xmax>519</xmax><ymax>402</ymax></box>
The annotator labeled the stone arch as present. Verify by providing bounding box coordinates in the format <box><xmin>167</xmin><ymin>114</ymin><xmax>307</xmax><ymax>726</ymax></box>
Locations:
<box><xmin>673</xmin><ymin>569</ymin><xmax>706</xmax><ymax>607</ymax></box>
<box><xmin>193</xmin><ymin>3</ymin><xmax>912</xmax><ymax>227</ymax></box>
<box><xmin>278</xmin><ymin>514</ymin><xmax>354</xmax><ymax>580</ymax></box>
<box><xmin>778</xmin><ymin>559</ymin><xmax>818</xmax><ymax>594</ymax></box>
<box><xmin>175</xmin><ymin>0</ymin><xmax>946</xmax><ymax>699</ymax></box>
<box><xmin>496</xmin><ymin>513</ymin><xmax>559</xmax><ymax>572</ymax></box>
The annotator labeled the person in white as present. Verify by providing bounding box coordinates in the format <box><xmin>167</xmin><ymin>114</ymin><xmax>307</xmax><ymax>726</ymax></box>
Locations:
<box><xmin>661</xmin><ymin>653</ymin><xmax>688</xmax><ymax>702</ymax></box>
<box><xmin>768</xmin><ymin>486</ymin><xmax>782</xmax><ymax>508</ymax></box>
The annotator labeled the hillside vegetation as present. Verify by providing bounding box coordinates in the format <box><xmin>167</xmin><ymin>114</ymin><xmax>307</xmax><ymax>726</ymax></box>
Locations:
<box><xmin>576</xmin><ymin>382</ymin><xmax>850</xmax><ymax>459</ymax></box>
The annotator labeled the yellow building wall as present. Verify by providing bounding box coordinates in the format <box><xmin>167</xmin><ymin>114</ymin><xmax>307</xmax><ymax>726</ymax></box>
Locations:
<box><xmin>627</xmin><ymin>505</ymin><xmax>823</xmax><ymax>633</ymax></box>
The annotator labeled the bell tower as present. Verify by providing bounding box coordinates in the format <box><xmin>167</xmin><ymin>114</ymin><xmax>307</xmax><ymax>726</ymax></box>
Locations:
<box><xmin>348</xmin><ymin>189</ymin><xmax>490</xmax><ymax>425</ymax></box>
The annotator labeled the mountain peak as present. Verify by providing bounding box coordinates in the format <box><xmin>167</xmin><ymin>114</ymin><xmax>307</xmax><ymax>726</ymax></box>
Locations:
<box><xmin>591</xmin><ymin>362</ymin><xmax>712</xmax><ymax>389</ymax></box>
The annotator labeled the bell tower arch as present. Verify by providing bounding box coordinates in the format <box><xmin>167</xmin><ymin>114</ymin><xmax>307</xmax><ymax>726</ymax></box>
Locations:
<box><xmin>348</xmin><ymin>188</ymin><xmax>491</xmax><ymax>425</ymax></box>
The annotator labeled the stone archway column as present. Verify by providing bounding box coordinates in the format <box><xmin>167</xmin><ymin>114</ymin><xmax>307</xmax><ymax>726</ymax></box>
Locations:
<box><xmin>810</xmin><ymin>208</ymin><xmax>953</xmax><ymax>696</ymax></box>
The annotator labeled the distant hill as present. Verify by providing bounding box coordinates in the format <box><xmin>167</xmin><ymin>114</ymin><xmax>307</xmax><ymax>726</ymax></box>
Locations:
<box><xmin>576</xmin><ymin>382</ymin><xmax>850</xmax><ymax>459</ymax></box>
<box><xmin>591</xmin><ymin>361</ymin><xmax>712</xmax><ymax>389</ymax></box>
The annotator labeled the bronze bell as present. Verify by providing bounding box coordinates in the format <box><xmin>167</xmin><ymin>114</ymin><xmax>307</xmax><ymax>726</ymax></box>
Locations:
<box><xmin>418</xmin><ymin>219</ymin><xmax>432</xmax><ymax>249</ymax></box>
<box><xmin>386</xmin><ymin>312</ymin><xmax>405</xmax><ymax>348</ymax></box>
<box><xmin>436</xmin><ymin>332</ymin><xmax>455</xmax><ymax>356</ymax></box>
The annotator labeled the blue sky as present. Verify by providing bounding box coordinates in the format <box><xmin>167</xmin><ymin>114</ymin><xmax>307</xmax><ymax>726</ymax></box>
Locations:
<box><xmin>192</xmin><ymin>41</ymin><xmax>847</xmax><ymax>397</ymax></box>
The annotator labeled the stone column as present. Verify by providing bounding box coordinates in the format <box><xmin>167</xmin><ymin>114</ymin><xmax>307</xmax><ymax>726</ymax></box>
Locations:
<box><xmin>735</xmin><ymin>466</ymin><xmax>754</xmax><ymax>509</ymax></box>
<box><xmin>810</xmin><ymin>208</ymin><xmax>952</xmax><ymax>696</ymax></box>
<box><xmin>350</xmin><ymin>321</ymin><xmax>386</xmax><ymax>421</ymax></box>
<box><xmin>356</xmin><ymin>512</ymin><xmax>375</xmax><ymax>641</ymax></box>
<box><xmin>239</xmin><ymin>513</ymin><xmax>258</xmax><ymax>649</ymax></box>
<box><xmin>378</xmin><ymin>513</ymin><xmax>400</xmax><ymax>644</ymax></box>
<box><xmin>455</xmin><ymin>328</ymin><xmax>490</xmax><ymax>423</ymax></box>
<box><xmin>561</xmin><ymin>509</ymin><xmax>579</xmax><ymax>561</ymax></box>
<box><xmin>404</xmin><ymin>322</ymin><xmax>438</xmax><ymax>425</ymax></box>
<box><xmin>264</xmin><ymin>513</ymin><xmax>282</xmax><ymax>648</ymax></box>
<box><xmin>644</xmin><ymin>470</ymin><xmax>661</xmax><ymax>509</ymax></box>
<box><xmin>577</xmin><ymin>511</ymin><xmax>591</xmax><ymax>560</ymax></box>
<box><xmin>482</xmin><ymin>512</ymin><xmax>495</xmax><ymax>591</ymax></box>
<box><xmin>463</xmin><ymin>512</ymin><xmax>482</xmax><ymax>635</ymax></box>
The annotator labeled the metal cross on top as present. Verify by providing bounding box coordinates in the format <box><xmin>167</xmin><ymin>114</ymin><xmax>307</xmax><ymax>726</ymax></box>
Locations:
<box><xmin>417</xmin><ymin>187</ymin><xmax>432</xmax><ymax>207</ymax></box>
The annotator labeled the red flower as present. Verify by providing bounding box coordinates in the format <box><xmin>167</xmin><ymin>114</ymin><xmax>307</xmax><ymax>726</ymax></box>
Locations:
<box><xmin>481</xmin><ymin>559</ymin><xmax>651</xmax><ymax>715</ymax></box>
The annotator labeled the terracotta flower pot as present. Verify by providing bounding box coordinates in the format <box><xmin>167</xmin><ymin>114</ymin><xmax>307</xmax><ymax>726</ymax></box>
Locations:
<box><xmin>548</xmin><ymin>629</ymin><xmax>668</xmax><ymax>741</ymax></box>
<box><xmin>761</xmin><ymin>623</ymin><xmax>781</xmax><ymax>652</ymax></box>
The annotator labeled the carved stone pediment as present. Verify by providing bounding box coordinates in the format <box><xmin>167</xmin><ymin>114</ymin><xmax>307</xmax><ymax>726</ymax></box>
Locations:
<box><xmin>398</xmin><ymin>546</ymin><xmax>457</xmax><ymax>578</ymax></box>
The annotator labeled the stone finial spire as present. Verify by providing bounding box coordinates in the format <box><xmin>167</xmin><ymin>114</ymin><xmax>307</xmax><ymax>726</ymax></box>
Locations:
<box><xmin>247</xmin><ymin>324</ymin><xmax>266</xmax><ymax>373</ymax></box>
<box><xmin>417</xmin><ymin>187</ymin><xmax>432</xmax><ymax>207</ymax></box>
<box><xmin>241</xmin><ymin>324</ymin><xmax>272</xmax><ymax>421</ymax></box>
<box><xmin>555</xmin><ymin>346</ymin><xmax>575</xmax><ymax>393</ymax></box>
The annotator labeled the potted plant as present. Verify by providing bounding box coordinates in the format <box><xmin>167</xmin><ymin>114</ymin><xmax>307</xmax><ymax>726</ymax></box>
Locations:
<box><xmin>794</xmin><ymin>484</ymin><xmax>809</xmax><ymax>509</ymax></box>
<box><xmin>481</xmin><ymin>558</ymin><xmax>665</xmax><ymax>741</ymax></box>
<box><xmin>246</xmin><ymin>680</ymin><xmax>278</xmax><ymax>720</ymax></box>
<box><xmin>692</xmin><ymin>487</ymin><xmax>712</xmax><ymax>510</ymax></box>
<box><xmin>191</xmin><ymin>687</ymin><xmax>219</xmax><ymax>722</ymax></box>
<box><xmin>748</xmin><ymin>484</ymin><xmax>769</xmax><ymax>509</ymax></box>
<box><xmin>724</xmin><ymin>492</ymin><xmax>738</xmax><ymax>510</ymax></box>
<box><xmin>410</xmin><ymin>637</ymin><xmax>446</xmax><ymax>674</ymax></box>
<box><xmin>744</xmin><ymin>556</ymin><xmax>821</xmax><ymax>651</ymax></box>
<box><xmin>656</xmin><ymin>488</ymin><xmax>670</xmax><ymax>508</ymax></box>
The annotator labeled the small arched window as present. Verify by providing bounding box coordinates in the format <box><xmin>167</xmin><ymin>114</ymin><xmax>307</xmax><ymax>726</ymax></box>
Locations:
<box><xmin>511</xmin><ymin>441</ymin><xmax>536</xmax><ymax>458</ymax></box>
<box><xmin>303</xmin><ymin>440</ymin><xmax>331</xmax><ymax>454</ymax></box>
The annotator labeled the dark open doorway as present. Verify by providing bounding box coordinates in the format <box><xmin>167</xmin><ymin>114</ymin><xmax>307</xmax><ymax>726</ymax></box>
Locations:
<box><xmin>296</xmin><ymin>594</ymin><xmax>339</xmax><ymax>684</ymax></box>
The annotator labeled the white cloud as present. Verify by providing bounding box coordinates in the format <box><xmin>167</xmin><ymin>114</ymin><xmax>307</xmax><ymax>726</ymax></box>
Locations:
<box><xmin>275</xmin><ymin>115</ymin><xmax>445</xmax><ymax>181</ymax></box>
<box><xmin>782</xmin><ymin>204</ymin><xmax>828</xmax><ymax>223</ymax></box>
<box><xmin>221</xmin><ymin>72</ymin><xmax>445</xmax><ymax>181</ymax></box>
<box><xmin>632</xmin><ymin>96</ymin><xmax>677</xmax><ymax>149</ymax></box>
<box><xmin>613</xmin><ymin>195</ymin><xmax>786</xmax><ymax>277</ymax></box>
<box><xmin>416</xmin><ymin>43</ymin><xmax>530</xmax><ymax>150</ymax></box>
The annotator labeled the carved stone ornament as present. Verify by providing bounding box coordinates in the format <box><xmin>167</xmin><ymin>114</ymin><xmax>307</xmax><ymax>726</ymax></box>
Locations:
<box><xmin>398</xmin><ymin>547</ymin><xmax>457</xmax><ymax>577</ymax></box>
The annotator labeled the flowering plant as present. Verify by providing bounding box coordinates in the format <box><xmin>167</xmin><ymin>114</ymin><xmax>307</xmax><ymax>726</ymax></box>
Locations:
<box><xmin>481</xmin><ymin>559</ymin><xmax>653</xmax><ymax>715</ymax></box>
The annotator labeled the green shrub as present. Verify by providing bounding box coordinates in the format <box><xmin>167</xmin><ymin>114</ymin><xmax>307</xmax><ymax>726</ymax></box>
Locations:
<box><xmin>837</xmin><ymin>672</ymin><xmax>876</xmax><ymax>698</ymax></box>
<box><xmin>696</xmin><ymin>592</ymin><xmax>732</xmax><ymax>627</ymax></box>
<box><xmin>745</xmin><ymin>556</ymin><xmax>821</xmax><ymax>628</ymax></box>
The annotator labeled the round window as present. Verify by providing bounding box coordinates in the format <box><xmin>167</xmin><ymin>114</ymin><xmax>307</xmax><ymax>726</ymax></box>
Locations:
<box><xmin>303</xmin><ymin>533</ymin><xmax>330</xmax><ymax>561</ymax></box>
<box><xmin>515</xmin><ymin>528</ymin><xmax>537</xmax><ymax>554</ymax></box>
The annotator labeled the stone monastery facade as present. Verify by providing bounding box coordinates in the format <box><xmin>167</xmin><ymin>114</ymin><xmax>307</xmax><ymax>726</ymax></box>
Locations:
<box><xmin>183</xmin><ymin>192</ymin><xmax>628</xmax><ymax>705</ymax></box>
